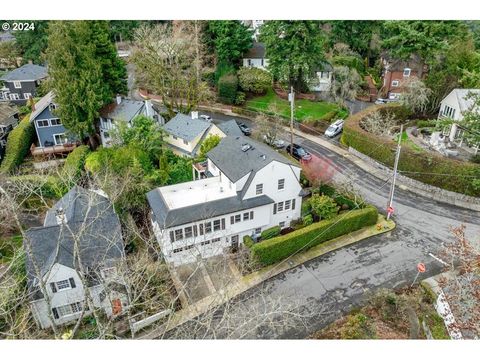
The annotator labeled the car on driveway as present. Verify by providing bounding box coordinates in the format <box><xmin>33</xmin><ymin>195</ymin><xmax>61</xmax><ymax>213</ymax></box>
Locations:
<box><xmin>238</xmin><ymin>122</ymin><xmax>252</xmax><ymax>136</ymax></box>
<box><xmin>375</xmin><ymin>98</ymin><xmax>387</xmax><ymax>105</ymax></box>
<box><xmin>324</xmin><ymin>119</ymin><xmax>344</xmax><ymax>138</ymax></box>
<box><xmin>200</xmin><ymin>114</ymin><xmax>212</xmax><ymax>122</ymax></box>
<box><xmin>286</xmin><ymin>143</ymin><xmax>312</xmax><ymax>161</ymax></box>
<box><xmin>263</xmin><ymin>134</ymin><xmax>285</xmax><ymax>149</ymax></box>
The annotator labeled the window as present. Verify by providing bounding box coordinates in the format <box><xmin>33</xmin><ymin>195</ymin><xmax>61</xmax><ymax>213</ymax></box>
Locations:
<box><xmin>243</xmin><ymin>212</ymin><xmax>250</xmax><ymax>221</ymax></box>
<box><xmin>49</xmin><ymin>103</ymin><xmax>57</xmax><ymax>112</ymax></box>
<box><xmin>174</xmin><ymin>229</ymin><xmax>183</xmax><ymax>241</ymax></box>
<box><xmin>277</xmin><ymin>201</ymin><xmax>284</xmax><ymax>212</ymax></box>
<box><xmin>56</xmin><ymin>279</ymin><xmax>71</xmax><ymax>291</ymax></box>
<box><xmin>53</xmin><ymin>302</ymin><xmax>83</xmax><ymax>319</ymax></box>
<box><xmin>285</xmin><ymin>199</ymin><xmax>291</xmax><ymax>211</ymax></box>
<box><xmin>9</xmin><ymin>93</ymin><xmax>19</xmax><ymax>100</ymax></box>
<box><xmin>256</xmin><ymin>184</ymin><xmax>263</xmax><ymax>195</ymax></box>
<box><xmin>24</xmin><ymin>93</ymin><xmax>32</xmax><ymax>99</ymax></box>
<box><xmin>403</xmin><ymin>68</ymin><xmax>411</xmax><ymax>77</ymax></box>
<box><xmin>213</xmin><ymin>219</ymin><xmax>221</xmax><ymax>231</ymax></box>
<box><xmin>279</xmin><ymin>221</ymin><xmax>286</xmax><ymax>228</ymax></box>
<box><xmin>183</xmin><ymin>139</ymin><xmax>188</xmax><ymax>145</ymax></box>
<box><xmin>50</xmin><ymin>118</ymin><xmax>61</xmax><ymax>126</ymax></box>
<box><xmin>37</xmin><ymin>119</ymin><xmax>49</xmax><ymax>127</ymax></box>
<box><xmin>204</xmin><ymin>222</ymin><xmax>212</xmax><ymax>233</ymax></box>
<box><xmin>173</xmin><ymin>248</ymin><xmax>183</xmax><ymax>253</ymax></box>
<box><xmin>184</xmin><ymin>226</ymin><xmax>193</xmax><ymax>239</ymax></box>
<box><xmin>172</xmin><ymin>135</ymin><xmax>178</xmax><ymax>140</ymax></box>
<box><xmin>54</xmin><ymin>133</ymin><xmax>68</xmax><ymax>145</ymax></box>
<box><xmin>211</xmin><ymin>237</ymin><xmax>221</xmax><ymax>243</ymax></box>
<box><xmin>235</xmin><ymin>214</ymin><xmax>241</xmax><ymax>223</ymax></box>
<box><xmin>200</xmin><ymin>240</ymin><xmax>211</xmax><ymax>246</ymax></box>
<box><xmin>278</xmin><ymin>179</ymin><xmax>285</xmax><ymax>190</ymax></box>
<box><xmin>255</xmin><ymin>227</ymin><xmax>262</xmax><ymax>235</ymax></box>
<box><xmin>391</xmin><ymin>80</ymin><xmax>399</xmax><ymax>87</ymax></box>
<box><xmin>184</xmin><ymin>244</ymin><xmax>194</xmax><ymax>251</ymax></box>
<box><xmin>70</xmin><ymin>302</ymin><xmax>82</xmax><ymax>313</ymax></box>
<box><xmin>13</xmin><ymin>81</ymin><xmax>21</xmax><ymax>89</ymax></box>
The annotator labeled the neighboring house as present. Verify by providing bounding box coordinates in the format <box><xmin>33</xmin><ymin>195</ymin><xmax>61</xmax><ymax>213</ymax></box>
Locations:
<box><xmin>242</xmin><ymin>42</ymin><xmax>269</xmax><ymax>71</ymax></box>
<box><xmin>29</xmin><ymin>91</ymin><xmax>78</xmax><ymax>156</ymax></box>
<box><xmin>241</xmin><ymin>20</ymin><xmax>264</xmax><ymax>40</ymax></box>
<box><xmin>99</xmin><ymin>96</ymin><xmax>163</xmax><ymax>147</ymax></box>
<box><xmin>0</xmin><ymin>103</ymin><xmax>19</xmax><ymax>162</ymax></box>
<box><xmin>309</xmin><ymin>62</ymin><xmax>333</xmax><ymax>93</ymax></box>
<box><xmin>380</xmin><ymin>53</ymin><xmax>426</xmax><ymax>100</ymax></box>
<box><xmin>438</xmin><ymin>88</ymin><xmax>480</xmax><ymax>148</ymax></box>
<box><xmin>0</xmin><ymin>63</ymin><xmax>48</xmax><ymax>105</ymax></box>
<box><xmin>25</xmin><ymin>186</ymin><xmax>128</xmax><ymax>330</ymax></box>
<box><xmin>147</xmin><ymin>136</ymin><xmax>302</xmax><ymax>266</ymax></box>
<box><xmin>163</xmin><ymin>113</ymin><xmax>234</xmax><ymax>158</ymax></box>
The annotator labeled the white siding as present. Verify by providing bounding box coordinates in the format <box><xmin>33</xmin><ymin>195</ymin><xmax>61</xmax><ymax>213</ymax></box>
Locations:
<box><xmin>438</xmin><ymin>91</ymin><xmax>462</xmax><ymax>121</ymax></box>
<box><xmin>242</xmin><ymin>58</ymin><xmax>269</xmax><ymax>70</ymax></box>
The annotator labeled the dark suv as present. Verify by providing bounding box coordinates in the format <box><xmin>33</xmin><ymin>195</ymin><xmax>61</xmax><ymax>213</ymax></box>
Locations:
<box><xmin>285</xmin><ymin>143</ymin><xmax>312</xmax><ymax>161</ymax></box>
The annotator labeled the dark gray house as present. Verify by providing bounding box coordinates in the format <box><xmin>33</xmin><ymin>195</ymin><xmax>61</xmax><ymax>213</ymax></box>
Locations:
<box><xmin>25</xmin><ymin>186</ymin><xmax>128</xmax><ymax>329</ymax></box>
<box><xmin>29</xmin><ymin>91</ymin><xmax>78</xmax><ymax>156</ymax></box>
<box><xmin>0</xmin><ymin>103</ymin><xmax>19</xmax><ymax>162</ymax></box>
<box><xmin>0</xmin><ymin>64</ymin><xmax>48</xmax><ymax>105</ymax></box>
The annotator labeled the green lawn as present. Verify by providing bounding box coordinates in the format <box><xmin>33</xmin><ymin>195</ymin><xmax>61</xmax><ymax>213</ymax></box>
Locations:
<box><xmin>245</xmin><ymin>89</ymin><xmax>344</xmax><ymax>122</ymax></box>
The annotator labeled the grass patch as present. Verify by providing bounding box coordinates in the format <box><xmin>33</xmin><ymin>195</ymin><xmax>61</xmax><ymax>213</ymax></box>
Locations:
<box><xmin>245</xmin><ymin>88</ymin><xmax>340</xmax><ymax>122</ymax></box>
<box><xmin>0</xmin><ymin>235</ymin><xmax>23</xmax><ymax>264</ymax></box>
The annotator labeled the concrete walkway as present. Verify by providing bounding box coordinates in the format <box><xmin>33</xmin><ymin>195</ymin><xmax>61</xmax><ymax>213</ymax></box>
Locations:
<box><xmin>137</xmin><ymin>214</ymin><xmax>395</xmax><ymax>339</ymax></box>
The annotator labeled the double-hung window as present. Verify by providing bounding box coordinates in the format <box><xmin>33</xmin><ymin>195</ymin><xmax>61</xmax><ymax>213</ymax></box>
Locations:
<box><xmin>256</xmin><ymin>184</ymin><xmax>263</xmax><ymax>195</ymax></box>
<box><xmin>213</xmin><ymin>219</ymin><xmax>221</xmax><ymax>231</ymax></box>
<box><xmin>174</xmin><ymin>229</ymin><xmax>183</xmax><ymax>241</ymax></box>
<box><xmin>56</xmin><ymin>279</ymin><xmax>71</xmax><ymax>291</ymax></box>
<box><xmin>278</xmin><ymin>179</ymin><xmax>285</xmax><ymax>190</ymax></box>
<box><xmin>184</xmin><ymin>226</ymin><xmax>193</xmax><ymax>239</ymax></box>
<box><xmin>13</xmin><ymin>81</ymin><xmax>21</xmax><ymax>89</ymax></box>
<box><xmin>37</xmin><ymin>119</ymin><xmax>49</xmax><ymax>127</ymax></box>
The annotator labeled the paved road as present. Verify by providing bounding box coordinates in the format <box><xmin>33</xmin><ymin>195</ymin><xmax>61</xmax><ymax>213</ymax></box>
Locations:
<box><xmin>165</xmin><ymin>111</ymin><xmax>480</xmax><ymax>339</ymax></box>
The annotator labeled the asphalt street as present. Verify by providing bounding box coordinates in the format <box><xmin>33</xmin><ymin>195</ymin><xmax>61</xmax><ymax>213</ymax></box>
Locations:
<box><xmin>167</xmin><ymin>110</ymin><xmax>480</xmax><ymax>339</ymax></box>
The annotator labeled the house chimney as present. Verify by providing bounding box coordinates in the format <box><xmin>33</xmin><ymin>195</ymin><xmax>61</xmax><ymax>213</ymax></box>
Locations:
<box><xmin>191</xmin><ymin>111</ymin><xmax>198</xmax><ymax>119</ymax></box>
<box><xmin>116</xmin><ymin>95</ymin><xmax>122</xmax><ymax>105</ymax></box>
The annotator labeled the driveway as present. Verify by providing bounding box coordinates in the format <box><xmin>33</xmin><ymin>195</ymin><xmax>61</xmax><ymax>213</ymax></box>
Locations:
<box><xmin>161</xmin><ymin>111</ymin><xmax>480</xmax><ymax>339</ymax></box>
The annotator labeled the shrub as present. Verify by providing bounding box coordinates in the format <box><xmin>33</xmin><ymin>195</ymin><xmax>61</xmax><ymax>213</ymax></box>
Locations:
<box><xmin>237</xmin><ymin>67</ymin><xmax>272</xmax><ymax>94</ymax></box>
<box><xmin>302</xmin><ymin>214</ymin><xmax>313</xmax><ymax>226</ymax></box>
<box><xmin>215</xmin><ymin>61</ymin><xmax>236</xmax><ymax>84</ymax></box>
<box><xmin>0</xmin><ymin>115</ymin><xmax>34</xmax><ymax>174</ymax></box>
<box><xmin>261</xmin><ymin>225</ymin><xmax>281</xmax><ymax>240</ymax></box>
<box><xmin>309</xmin><ymin>194</ymin><xmax>339</xmax><ymax>220</ymax></box>
<box><xmin>341</xmin><ymin>104</ymin><xmax>480</xmax><ymax>196</ymax></box>
<box><xmin>234</xmin><ymin>91</ymin><xmax>246</xmax><ymax>105</ymax></box>
<box><xmin>416</xmin><ymin>120</ymin><xmax>437</xmax><ymax>128</ymax></box>
<box><xmin>470</xmin><ymin>154</ymin><xmax>480</xmax><ymax>164</ymax></box>
<box><xmin>199</xmin><ymin>134</ymin><xmax>221</xmax><ymax>160</ymax></box>
<box><xmin>7</xmin><ymin>175</ymin><xmax>68</xmax><ymax>200</ymax></box>
<box><xmin>18</xmin><ymin>106</ymin><xmax>31</xmax><ymax>116</ymax></box>
<box><xmin>218</xmin><ymin>73</ymin><xmax>238</xmax><ymax>105</ymax></box>
<box><xmin>243</xmin><ymin>235</ymin><xmax>254</xmax><ymax>248</ymax></box>
<box><xmin>340</xmin><ymin>313</ymin><xmax>376</xmax><ymax>339</ymax></box>
<box><xmin>332</xmin><ymin>55</ymin><xmax>365</xmax><ymax>75</ymax></box>
<box><xmin>251</xmin><ymin>206</ymin><xmax>378</xmax><ymax>265</ymax></box>
<box><xmin>63</xmin><ymin>145</ymin><xmax>90</xmax><ymax>180</ymax></box>
<box><xmin>320</xmin><ymin>110</ymin><xmax>338</xmax><ymax>122</ymax></box>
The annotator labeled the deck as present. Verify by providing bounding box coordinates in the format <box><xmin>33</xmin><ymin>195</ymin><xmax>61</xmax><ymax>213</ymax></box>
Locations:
<box><xmin>30</xmin><ymin>142</ymin><xmax>78</xmax><ymax>157</ymax></box>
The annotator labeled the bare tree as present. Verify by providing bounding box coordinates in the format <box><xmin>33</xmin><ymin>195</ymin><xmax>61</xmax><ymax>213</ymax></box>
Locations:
<box><xmin>400</xmin><ymin>78</ymin><xmax>432</xmax><ymax>115</ymax></box>
<box><xmin>360</xmin><ymin>110</ymin><xmax>397</xmax><ymax>137</ymax></box>
<box><xmin>330</xmin><ymin>65</ymin><xmax>362</xmax><ymax>107</ymax></box>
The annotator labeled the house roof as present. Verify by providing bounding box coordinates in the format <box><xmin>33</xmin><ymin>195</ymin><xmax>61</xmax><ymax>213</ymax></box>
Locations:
<box><xmin>448</xmin><ymin>89</ymin><xmax>480</xmax><ymax>113</ymax></box>
<box><xmin>207</xmin><ymin>136</ymin><xmax>297</xmax><ymax>183</ymax></box>
<box><xmin>147</xmin><ymin>187</ymin><xmax>274</xmax><ymax>229</ymax></box>
<box><xmin>0</xmin><ymin>103</ymin><xmax>18</xmax><ymax>126</ymax></box>
<box><xmin>100</xmin><ymin>99</ymin><xmax>145</xmax><ymax>122</ymax></box>
<box><xmin>317</xmin><ymin>61</ymin><xmax>333</xmax><ymax>72</ymax></box>
<box><xmin>30</xmin><ymin>91</ymin><xmax>55</xmax><ymax>122</ymax></box>
<box><xmin>163</xmin><ymin>113</ymin><xmax>212</xmax><ymax>142</ymax></box>
<box><xmin>217</xmin><ymin>120</ymin><xmax>244</xmax><ymax>137</ymax></box>
<box><xmin>0</xmin><ymin>64</ymin><xmax>47</xmax><ymax>81</ymax></box>
<box><xmin>244</xmin><ymin>42</ymin><xmax>266</xmax><ymax>59</ymax></box>
<box><xmin>24</xmin><ymin>187</ymin><xmax>124</xmax><ymax>297</ymax></box>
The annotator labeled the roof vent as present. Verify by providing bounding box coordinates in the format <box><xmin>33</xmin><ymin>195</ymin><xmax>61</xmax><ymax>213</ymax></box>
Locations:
<box><xmin>55</xmin><ymin>207</ymin><xmax>66</xmax><ymax>225</ymax></box>
<box><xmin>260</xmin><ymin>154</ymin><xmax>266</xmax><ymax>160</ymax></box>
<box><xmin>241</xmin><ymin>144</ymin><xmax>252</xmax><ymax>152</ymax></box>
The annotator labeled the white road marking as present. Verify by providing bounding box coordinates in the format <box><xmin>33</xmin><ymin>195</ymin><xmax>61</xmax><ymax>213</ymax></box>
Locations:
<box><xmin>428</xmin><ymin>252</ymin><xmax>448</xmax><ymax>266</ymax></box>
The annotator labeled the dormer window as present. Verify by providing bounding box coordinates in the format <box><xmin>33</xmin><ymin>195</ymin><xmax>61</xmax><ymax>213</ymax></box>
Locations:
<box><xmin>49</xmin><ymin>103</ymin><xmax>57</xmax><ymax>112</ymax></box>
<box><xmin>403</xmin><ymin>68</ymin><xmax>411</xmax><ymax>77</ymax></box>
<box><xmin>391</xmin><ymin>80</ymin><xmax>399</xmax><ymax>87</ymax></box>
<box><xmin>13</xmin><ymin>81</ymin><xmax>21</xmax><ymax>89</ymax></box>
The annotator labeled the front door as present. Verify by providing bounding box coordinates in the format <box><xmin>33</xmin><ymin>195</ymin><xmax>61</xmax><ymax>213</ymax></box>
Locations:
<box><xmin>231</xmin><ymin>235</ymin><xmax>239</xmax><ymax>252</ymax></box>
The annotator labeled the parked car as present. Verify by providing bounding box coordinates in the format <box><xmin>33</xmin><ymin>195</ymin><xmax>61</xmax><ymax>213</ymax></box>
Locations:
<box><xmin>375</xmin><ymin>98</ymin><xmax>387</xmax><ymax>105</ymax></box>
<box><xmin>200</xmin><ymin>114</ymin><xmax>212</xmax><ymax>122</ymax></box>
<box><xmin>324</xmin><ymin>119</ymin><xmax>344</xmax><ymax>138</ymax></box>
<box><xmin>286</xmin><ymin>143</ymin><xmax>312</xmax><ymax>161</ymax></box>
<box><xmin>263</xmin><ymin>134</ymin><xmax>285</xmax><ymax>149</ymax></box>
<box><xmin>238</xmin><ymin>122</ymin><xmax>252</xmax><ymax>136</ymax></box>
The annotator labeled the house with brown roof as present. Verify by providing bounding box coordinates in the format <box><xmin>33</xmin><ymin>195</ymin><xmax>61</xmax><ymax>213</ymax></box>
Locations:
<box><xmin>242</xmin><ymin>42</ymin><xmax>269</xmax><ymax>71</ymax></box>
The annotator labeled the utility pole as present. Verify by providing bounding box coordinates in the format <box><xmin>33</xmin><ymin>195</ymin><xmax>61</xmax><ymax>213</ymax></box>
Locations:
<box><xmin>387</xmin><ymin>124</ymin><xmax>403</xmax><ymax>221</ymax></box>
<box><xmin>289</xmin><ymin>86</ymin><xmax>294</xmax><ymax>156</ymax></box>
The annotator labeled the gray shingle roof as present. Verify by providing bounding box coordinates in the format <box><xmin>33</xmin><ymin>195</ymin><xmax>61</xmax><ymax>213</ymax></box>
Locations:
<box><xmin>217</xmin><ymin>120</ymin><xmax>244</xmax><ymax>137</ymax></box>
<box><xmin>0</xmin><ymin>64</ymin><xmax>47</xmax><ymax>81</ymax></box>
<box><xmin>163</xmin><ymin>113</ymin><xmax>211</xmax><ymax>142</ymax></box>
<box><xmin>100</xmin><ymin>99</ymin><xmax>145</xmax><ymax>122</ymax></box>
<box><xmin>207</xmin><ymin>136</ymin><xmax>296</xmax><ymax>183</ymax></box>
<box><xmin>30</xmin><ymin>91</ymin><xmax>55</xmax><ymax>122</ymax></box>
<box><xmin>24</xmin><ymin>187</ymin><xmax>124</xmax><ymax>297</ymax></box>
<box><xmin>0</xmin><ymin>103</ymin><xmax>18</xmax><ymax>126</ymax></box>
<box><xmin>147</xmin><ymin>188</ymin><xmax>274</xmax><ymax>229</ymax></box>
<box><xmin>451</xmin><ymin>89</ymin><xmax>480</xmax><ymax>113</ymax></box>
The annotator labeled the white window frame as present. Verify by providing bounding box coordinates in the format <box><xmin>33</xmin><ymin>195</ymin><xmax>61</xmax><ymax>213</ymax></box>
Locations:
<box><xmin>285</xmin><ymin>199</ymin><xmax>291</xmax><ymax>211</ymax></box>
<box><xmin>70</xmin><ymin>302</ymin><xmax>83</xmax><ymax>314</ymax></box>
<box><xmin>255</xmin><ymin>227</ymin><xmax>262</xmax><ymax>235</ymax></box>
<box><xmin>403</xmin><ymin>68</ymin><xmax>411</xmax><ymax>77</ymax></box>
<box><xmin>278</xmin><ymin>178</ymin><xmax>285</xmax><ymax>190</ymax></box>
<box><xmin>37</xmin><ymin>119</ymin><xmax>50</xmax><ymax>128</ymax></box>
<box><xmin>256</xmin><ymin>183</ymin><xmax>263</xmax><ymax>195</ymax></box>
<box><xmin>9</xmin><ymin>93</ymin><xmax>20</xmax><ymax>100</ymax></box>
<box><xmin>53</xmin><ymin>133</ymin><xmax>68</xmax><ymax>145</ymax></box>
<box><xmin>279</xmin><ymin>221</ymin><xmax>286</xmax><ymax>228</ymax></box>
<box><xmin>56</xmin><ymin>279</ymin><xmax>71</xmax><ymax>291</ymax></box>
<box><xmin>13</xmin><ymin>81</ymin><xmax>22</xmax><ymax>89</ymax></box>
<box><xmin>23</xmin><ymin>93</ymin><xmax>32</xmax><ymax>100</ymax></box>
<box><xmin>50</xmin><ymin>118</ymin><xmax>62</xmax><ymax>126</ymax></box>
<box><xmin>391</xmin><ymin>80</ymin><xmax>399</xmax><ymax>87</ymax></box>
<box><xmin>277</xmin><ymin>201</ymin><xmax>284</xmax><ymax>212</ymax></box>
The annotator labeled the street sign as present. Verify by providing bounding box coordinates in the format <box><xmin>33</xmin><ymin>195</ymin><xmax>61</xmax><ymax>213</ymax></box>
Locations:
<box><xmin>417</xmin><ymin>263</ymin><xmax>426</xmax><ymax>273</ymax></box>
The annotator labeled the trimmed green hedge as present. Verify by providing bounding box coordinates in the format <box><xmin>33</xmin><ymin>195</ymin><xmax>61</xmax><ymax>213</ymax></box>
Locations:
<box><xmin>341</xmin><ymin>104</ymin><xmax>480</xmax><ymax>197</ymax></box>
<box><xmin>0</xmin><ymin>115</ymin><xmax>35</xmax><ymax>174</ymax></box>
<box><xmin>251</xmin><ymin>206</ymin><xmax>378</xmax><ymax>266</ymax></box>
<box><xmin>63</xmin><ymin>145</ymin><xmax>90</xmax><ymax>180</ymax></box>
<box><xmin>218</xmin><ymin>73</ymin><xmax>238</xmax><ymax>105</ymax></box>
<box><xmin>243</xmin><ymin>235</ymin><xmax>254</xmax><ymax>248</ymax></box>
<box><xmin>261</xmin><ymin>225</ymin><xmax>281</xmax><ymax>240</ymax></box>
<box><xmin>237</xmin><ymin>67</ymin><xmax>272</xmax><ymax>95</ymax></box>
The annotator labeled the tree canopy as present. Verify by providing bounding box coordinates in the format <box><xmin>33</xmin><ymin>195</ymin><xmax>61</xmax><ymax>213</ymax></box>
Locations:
<box><xmin>13</xmin><ymin>20</ymin><xmax>50</xmax><ymax>64</ymax></box>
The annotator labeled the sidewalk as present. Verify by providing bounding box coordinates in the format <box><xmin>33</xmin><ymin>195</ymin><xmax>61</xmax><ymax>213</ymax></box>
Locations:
<box><xmin>137</xmin><ymin>214</ymin><xmax>395</xmax><ymax>339</ymax></box>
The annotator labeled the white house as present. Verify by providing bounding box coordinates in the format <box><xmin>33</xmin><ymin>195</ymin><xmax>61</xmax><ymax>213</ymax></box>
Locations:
<box><xmin>438</xmin><ymin>88</ymin><xmax>480</xmax><ymax>148</ymax></box>
<box><xmin>25</xmin><ymin>187</ymin><xmax>128</xmax><ymax>329</ymax></box>
<box><xmin>99</xmin><ymin>96</ymin><xmax>163</xmax><ymax>147</ymax></box>
<box><xmin>147</xmin><ymin>136</ymin><xmax>303</xmax><ymax>266</ymax></box>
<box><xmin>241</xmin><ymin>20</ymin><xmax>264</xmax><ymax>40</ymax></box>
<box><xmin>163</xmin><ymin>113</ymin><xmax>243</xmax><ymax>158</ymax></box>
<box><xmin>242</xmin><ymin>42</ymin><xmax>269</xmax><ymax>71</ymax></box>
<box><xmin>309</xmin><ymin>62</ymin><xmax>333</xmax><ymax>93</ymax></box>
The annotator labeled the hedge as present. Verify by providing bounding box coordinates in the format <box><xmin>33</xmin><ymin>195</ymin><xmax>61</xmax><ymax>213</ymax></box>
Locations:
<box><xmin>218</xmin><ymin>73</ymin><xmax>238</xmax><ymax>105</ymax></box>
<box><xmin>7</xmin><ymin>174</ymin><xmax>68</xmax><ymax>200</ymax></box>
<box><xmin>63</xmin><ymin>145</ymin><xmax>90</xmax><ymax>180</ymax></box>
<box><xmin>237</xmin><ymin>67</ymin><xmax>272</xmax><ymax>95</ymax></box>
<box><xmin>341</xmin><ymin>104</ymin><xmax>480</xmax><ymax>197</ymax></box>
<box><xmin>261</xmin><ymin>226</ymin><xmax>281</xmax><ymax>240</ymax></box>
<box><xmin>0</xmin><ymin>115</ymin><xmax>35</xmax><ymax>174</ymax></box>
<box><xmin>243</xmin><ymin>235</ymin><xmax>254</xmax><ymax>248</ymax></box>
<box><xmin>251</xmin><ymin>206</ymin><xmax>378</xmax><ymax>266</ymax></box>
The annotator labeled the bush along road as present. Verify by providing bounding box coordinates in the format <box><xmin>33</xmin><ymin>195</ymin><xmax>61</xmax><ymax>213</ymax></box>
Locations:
<box><xmin>166</xmin><ymin>109</ymin><xmax>480</xmax><ymax>339</ymax></box>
